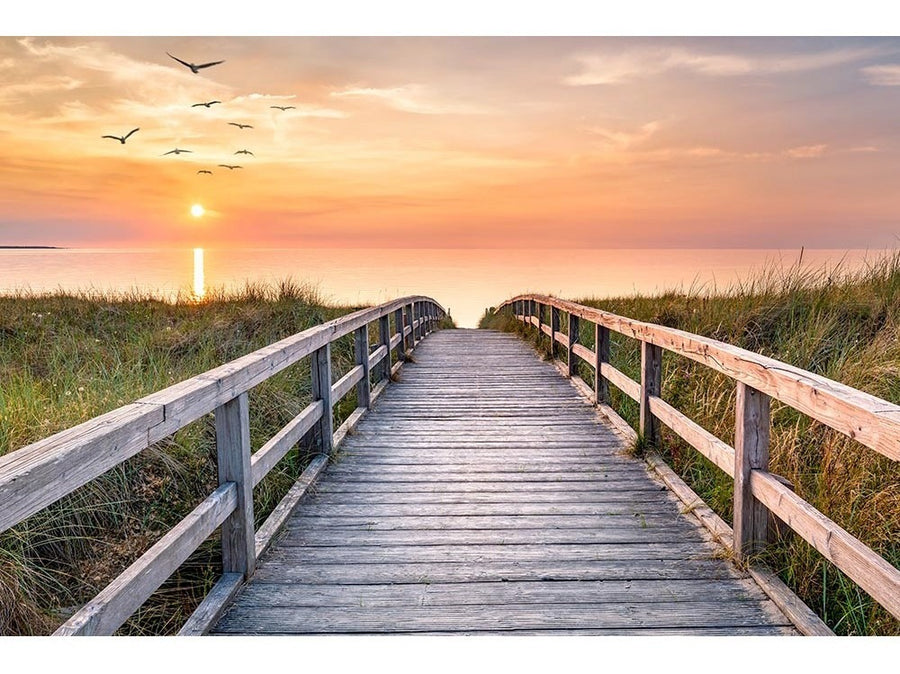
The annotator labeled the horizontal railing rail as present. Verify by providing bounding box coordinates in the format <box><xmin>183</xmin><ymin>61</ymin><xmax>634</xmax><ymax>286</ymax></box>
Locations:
<box><xmin>0</xmin><ymin>296</ymin><xmax>445</xmax><ymax>635</ymax></box>
<box><xmin>499</xmin><ymin>294</ymin><xmax>900</xmax><ymax>624</ymax></box>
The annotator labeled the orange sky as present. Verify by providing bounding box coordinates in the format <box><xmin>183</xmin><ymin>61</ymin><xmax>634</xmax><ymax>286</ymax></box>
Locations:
<box><xmin>2</xmin><ymin>36</ymin><xmax>900</xmax><ymax>248</ymax></box>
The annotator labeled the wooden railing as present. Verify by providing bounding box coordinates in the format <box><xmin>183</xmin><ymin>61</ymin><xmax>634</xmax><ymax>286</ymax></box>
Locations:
<box><xmin>0</xmin><ymin>296</ymin><xmax>445</xmax><ymax>636</ymax></box>
<box><xmin>500</xmin><ymin>294</ymin><xmax>900</xmax><ymax>625</ymax></box>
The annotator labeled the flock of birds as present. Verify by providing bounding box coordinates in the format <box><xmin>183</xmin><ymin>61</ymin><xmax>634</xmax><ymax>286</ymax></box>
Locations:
<box><xmin>101</xmin><ymin>52</ymin><xmax>298</xmax><ymax>175</ymax></box>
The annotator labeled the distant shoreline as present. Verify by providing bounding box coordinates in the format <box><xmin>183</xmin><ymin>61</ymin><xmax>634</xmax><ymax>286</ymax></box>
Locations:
<box><xmin>0</xmin><ymin>245</ymin><xmax>64</xmax><ymax>249</ymax></box>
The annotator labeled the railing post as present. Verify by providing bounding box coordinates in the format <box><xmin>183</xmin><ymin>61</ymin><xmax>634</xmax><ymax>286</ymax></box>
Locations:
<box><xmin>594</xmin><ymin>323</ymin><xmax>610</xmax><ymax>405</ymax></box>
<box><xmin>734</xmin><ymin>382</ymin><xmax>771</xmax><ymax>561</ymax></box>
<box><xmin>215</xmin><ymin>392</ymin><xmax>255</xmax><ymax>578</ymax></box>
<box><xmin>550</xmin><ymin>306</ymin><xmax>560</xmax><ymax>359</ymax></box>
<box><xmin>354</xmin><ymin>325</ymin><xmax>371</xmax><ymax>409</ymax></box>
<box><xmin>394</xmin><ymin>307</ymin><xmax>405</xmax><ymax>361</ymax></box>
<box><xmin>310</xmin><ymin>344</ymin><xmax>333</xmax><ymax>455</ymax></box>
<box><xmin>640</xmin><ymin>341</ymin><xmax>662</xmax><ymax>446</ymax></box>
<box><xmin>379</xmin><ymin>314</ymin><xmax>392</xmax><ymax>381</ymax></box>
<box><xmin>568</xmin><ymin>313</ymin><xmax>579</xmax><ymax>378</ymax></box>
<box><xmin>403</xmin><ymin>304</ymin><xmax>412</xmax><ymax>354</ymax></box>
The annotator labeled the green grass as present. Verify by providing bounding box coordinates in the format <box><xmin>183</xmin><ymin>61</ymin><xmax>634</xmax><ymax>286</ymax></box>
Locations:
<box><xmin>0</xmin><ymin>279</ymin><xmax>384</xmax><ymax>635</ymax></box>
<box><xmin>481</xmin><ymin>253</ymin><xmax>900</xmax><ymax>636</ymax></box>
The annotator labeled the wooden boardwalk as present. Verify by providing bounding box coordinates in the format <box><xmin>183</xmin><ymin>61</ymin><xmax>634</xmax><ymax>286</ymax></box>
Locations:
<box><xmin>212</xmin><ymin>329</ymin><xmax>796</xmax><ymax>635</ymax></box>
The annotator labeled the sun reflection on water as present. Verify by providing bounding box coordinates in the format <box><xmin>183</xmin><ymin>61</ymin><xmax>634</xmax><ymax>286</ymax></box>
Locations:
<box><xmin>193</xmin><ymin>248</ymin><xmax>205</xmax><ymax>299</ymax></box>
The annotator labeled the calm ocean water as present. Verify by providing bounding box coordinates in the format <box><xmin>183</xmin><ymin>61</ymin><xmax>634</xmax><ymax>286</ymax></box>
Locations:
<box><xmin>0</xmin><ymin>248</ymin><xmax>889</xmax><ymax>328</ymax></box>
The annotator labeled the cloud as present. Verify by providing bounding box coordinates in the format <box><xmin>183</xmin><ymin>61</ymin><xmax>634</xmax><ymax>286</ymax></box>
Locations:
<box><xmin>584</xmin><ymin>121</ymin><xmax>660</xmax><ymax>150</ymax></box>
<box><xmin>330</xmin><ymin>84</ymin><xmax>490</xmax><ymax>115</ymax></box>
<box><xmin>785</xmin><ymin>144</ymin><xmax>827</xmax><ymax>159</ymax></box>
<box><xmin>0</xmin><ymin>75</ymin><xmax>83</xmax><ymax>104</ymax></box>
<box><xmin>861</xmin><ymin>64</ymin><xmax>900</xmax><ymax>85</ymax></box>
<box><xmin>566</xmin><ymin>46</ymin><xmax>886</xmax><ymax>86</ymax></box>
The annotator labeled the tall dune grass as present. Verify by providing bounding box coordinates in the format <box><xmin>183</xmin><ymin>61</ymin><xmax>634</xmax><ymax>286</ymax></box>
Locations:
<box><xmin>0</xmin><ymin>279</ymin><xmax>364</xmax><ymax>635</ymax></box>
<box><xmin>481</xmin><ymin>253</ymin><xmax>900</xmax><ymax>635</ymax></box>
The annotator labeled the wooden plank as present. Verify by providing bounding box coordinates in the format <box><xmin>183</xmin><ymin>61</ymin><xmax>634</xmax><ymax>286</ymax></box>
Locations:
<box><xmin>216</xmin><ymin>393</ymin><xmax>255</xmax><ymax>577</ymax></box>
<box><xmin>747</xmin><ymin>566</ymin><xmax>834</xmax><ymax>636</ymax></box>
<box><xmin>278</xmin><ymin>525</ymin><xmax>701</xmax><ymax>547</ymax></box>
<box><xmin>332</xmin><ymin>407</ymin><xmax>367</xmax><ymax>448</ymax></box>
<box><xmin>750</xmin><ymin>469</ymin><xmax>900</xmax><ymax>619</ymax></box>
<box><xmin>734</xmin><ymin>382</ymin><xmax>771</xmax><ymax>560</ymax></box>
<box><xmin>227</xmin><ymin>578</ymin><xmax>768</xmax><ymax>608</ymax></box>
<box><xmin>550</xmin><ymin>306</ymin><xmax>560</xmax><ymax>358</ymax></box>
<box><xmin>502</xmin><ymin>295</ymin><xmax>900</xmax><ymax>462</ymax></box>
<box><xmin>595</xmin><ymin>323</ymin><xmax>610</xmax><ymax>405</ymax></box>
<box><xmin>367</xmin><ymin>344</ymin><xmax>387</xmax><ymax>374</ymax></box>
<box><xmin>55</xmin><ymin>483</ymin><xmax>237</xmax><ymax>636</ymax></box>
<box><xmin>568</xmin><ymin>314</ymin><xmax>579</xmax><ymax>378</ymax></box>
<box><xmin>331</xmin><ymin>363</ymin><xmax>364</xmax><ymax>403</ymax></box>
<box><xmin>178</xmin><ymin>573</ymin><xmax>243</xmax><ymax>637</ymax></box>
<box><xmin>254</xmin><ymin>454</ymin><xmax>329</xmax><ymax>559</ymax></box>
<box><xmin>378</xmin><ymin>315</ymin><xmax>392</xmax><ymax>381</ymax></box>
<box><xmin>0</xmin><ymin>403</ymin><xmax>163</xmax><ymax>534</ymax></box>
<box><xmin>571</xmin><ymin>342</ymin><xmax>593</xmax><ymax>366</ymax></box>
<box><xmin>250</xmin><ymin>400</ymin><xmax>323</xmax><ymax>487</ymax></box>
<box><xmin>600</xmin><ymin>362</ymin><xmax>640</xmax><ymax>401</ymax></box>
<box><xmin>311</xmin><ymin>344</ymin><xmax>333</xmax><ymax>455</ymax></box>
<box><xmin>640</xmin><ymin>341</ymin><xmax>662</xmax><ymax>446</ymax></box>
<box><xmin>647</xmin><ymin>395</ymin><xmax>735</xmax><ymax>477</ymax></box>
<box><xmin>249</xmin><ymin>558</ymin><xmax>743</xmax><ymax>585</ymax></box>
<box><xmin>355</xmin><ymin>325</ymin><xmax>371</xmax><ymax>410</ymax></box>
<box><xmin>214</xmin><ymin>600</ymin><xmax>790</xmax><ymax>634</ymax></box>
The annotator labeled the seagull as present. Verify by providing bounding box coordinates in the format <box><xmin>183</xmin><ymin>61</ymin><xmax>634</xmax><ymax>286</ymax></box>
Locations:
<box><xmin>234</xmin><ymin>149</ymin><xmax>254</xmax><ymax>156</ymax></box>
<box><xmin>166</xmin><ymin>52</ymin><xmax>225</xmax><ymax>74</ymax></box>
<box><xmin>192</xmin><ymin>100</ymin><xmax>221</xmax><ymax>108</ymax></box>
<box><xmin>228</xmin><ymin>122</ymin><xmax>253</xmax><ymax>129</ymax></box>
<box><xmin>101</xmin><ymin>128</ymin><xmax>139</xmax><ymax>144</ymax></box>
<box><xmin>270</xmin><ymin>105</ymin><xmax>296</xmax><ymax>111</ymax></box>
<box><xmin>163</xmin><ymin>148</ymin><xmax>192</xmax><ymax>155</ymax></box>
<box><xmin>197</xmin><ymin>170</ymin><xmax>213</xmax><ymax>174</ymax></box>
<box><xmin>218</xmin><ymin>164</ymin><xmax>242</xmax><ymax>170</ymax></box>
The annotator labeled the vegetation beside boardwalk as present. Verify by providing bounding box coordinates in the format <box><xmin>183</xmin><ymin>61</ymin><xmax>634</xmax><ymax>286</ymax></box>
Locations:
<box><xmin>0</xmin><ymin>281</ymin><xmax>372</xmax><ymax>635</ymax></box>
<box><xmin>481</xmin><ymin>254</ymin><xmax>900</xmax><ymax>636</ymax></box>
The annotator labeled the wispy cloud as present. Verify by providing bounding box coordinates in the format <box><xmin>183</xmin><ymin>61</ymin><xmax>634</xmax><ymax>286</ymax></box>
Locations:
<box><xmin>785</xmin><ymin>144</ymin><xmax>828</xmax><ymax>159</ymax></box>
<box><xmin>331</xmin><ymin>84</ymin><xmax>490</xmax><ymax>115</ymax></box>
<box><xmin>566</xmin><ymin>46</ymin><xmax>886</xmax><ymax>86</ymax></box>
<box><xmin>584</xmin><ymin>121</ymin><xmax>660</xmax><ymax>150</ymax></box>
<box><xmin>861</xmin><ymin>64</ymin><xmax>900</xmax><ymax>85</ymax></box>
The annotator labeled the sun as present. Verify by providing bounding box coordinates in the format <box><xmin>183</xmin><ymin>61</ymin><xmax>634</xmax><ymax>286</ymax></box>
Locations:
<box><xmin>190</xmin><ymin>204</ymin><xmax>205</xmax><ymax>218</ymax></box>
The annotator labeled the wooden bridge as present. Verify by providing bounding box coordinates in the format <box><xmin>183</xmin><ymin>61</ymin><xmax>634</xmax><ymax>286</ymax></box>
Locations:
<box><xmin>1</xmin><ymin>295</ymin><xmax>898</xmax><ymax>635</ymax></box>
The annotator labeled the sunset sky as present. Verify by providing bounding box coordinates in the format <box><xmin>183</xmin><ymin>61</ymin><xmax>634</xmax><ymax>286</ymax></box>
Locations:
<box><xmin>2</xmin><ymin>32</ymin><xmax>900</xmax><ymax>248</ymax></box>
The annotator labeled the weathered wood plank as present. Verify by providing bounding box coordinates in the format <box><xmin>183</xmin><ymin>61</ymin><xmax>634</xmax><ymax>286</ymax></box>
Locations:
<box><xmin>55</xmin><ymin>483</ymin><xmax>237</xmax><ymax>636</ymax></box>
<box><xmin>215</xmin><ymin>394</ymin><xmax>255</xmax><ymax>578</ymax></box>
<box><xmin>0</xmin><ymin>403</ymin><xmax>164</xmax><ymax>534</ymax></box>
<box><xmin>734</xmin><ymin>382</ymin><xmax>771</xmax><ymax>559</ymax></box>
<box><xmin>751</xmin><ymin>469</ymin><xmax>900</xmax><ymax>619</ymax></box>
<box><xmin>215</xmin><ymin>600</ymin><xmax>791</xmax><ymax>634</ymax></box>
<box><xmin>254</xmin><ymin>454</ymin><xmax>329</xmax><ymax>559</ymax></box>
<box><xmin>227</xmin><ymin>578</ymin><xmax>767</xmax><ymax>608</ymax></box>
<box><xmin>331</xmin><ymin>364</ymin><xmax>364</xmax><ymax>403</ymax></box>
<box><xmin>178</xmin><ymin>573</ymin><xmax>243</xmax><ymax>637</ymax></box>
<box><xmin>647</xmin><ymin>395</ymin><xmax>735</xmax><ymax>477</ymax></box>
<box><xmin>250</xmin><ymin>400</ymin><xmax>323</xmax><ymax>487</ymax></box>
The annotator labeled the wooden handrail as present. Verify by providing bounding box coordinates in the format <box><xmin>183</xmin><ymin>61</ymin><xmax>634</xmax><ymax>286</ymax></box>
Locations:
<box><xmin>0</xmin><ymin>295</ymin><xmax>445</xmax><ymax>635</ymax></box>
<box><xmin>500</xmin><ymin>294</ymin><xmax>900</xmax><ymax>622</ymax></box>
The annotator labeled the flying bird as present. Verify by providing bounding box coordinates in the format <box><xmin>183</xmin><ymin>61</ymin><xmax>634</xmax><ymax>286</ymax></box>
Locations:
<box><xmin>228</xmin><ymin>122</ymin><xmax>253</xmax><ymax>129</ymax></box>
<box><xmin>234</xmin><ymin>149</ymin><xmax>254</xmax><ymax>156</ymax></box>
<box><xmin>197</xmin><ymin>170</ymin><xmax>213</xmax><ymax>174</ymax></box>
<box><xmin>192</xmin><ymin>100</ymin><xmax>221</xmax><ymax>108</ymax></box>
<box><xmin>270</xmin><ymin>105</ymin><xmax>296</xmax><ymax>111</ymax></box>
<box><xmin>163</xmin><ymin>148</ymin><xmax>192</xmax><ymax>155</ymax></box>
<box><xmin>218</xmin><ymin>164</ymin><xmax>242</xmax><ymax>170</ymax></box>
<box><xmin>101</xmin><ymin>128</ymin><xmax>139</xmax><ymax>144</ymax></box>
<box><xmin>166</xmin><ymin>52</ymin><xmax>225</xmax><ymax>74</ymax></box>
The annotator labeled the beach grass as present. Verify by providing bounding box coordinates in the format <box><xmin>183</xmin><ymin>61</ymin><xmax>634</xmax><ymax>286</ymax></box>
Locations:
<box><xmin>480</xmin><ymin>253</ymin><xmax>900</xmax><ymax>636</ymax></box>
<box><xmin>0</xmin><ymin>279</ymin><xmax>368</xmax><ymax>635</ymax></box>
